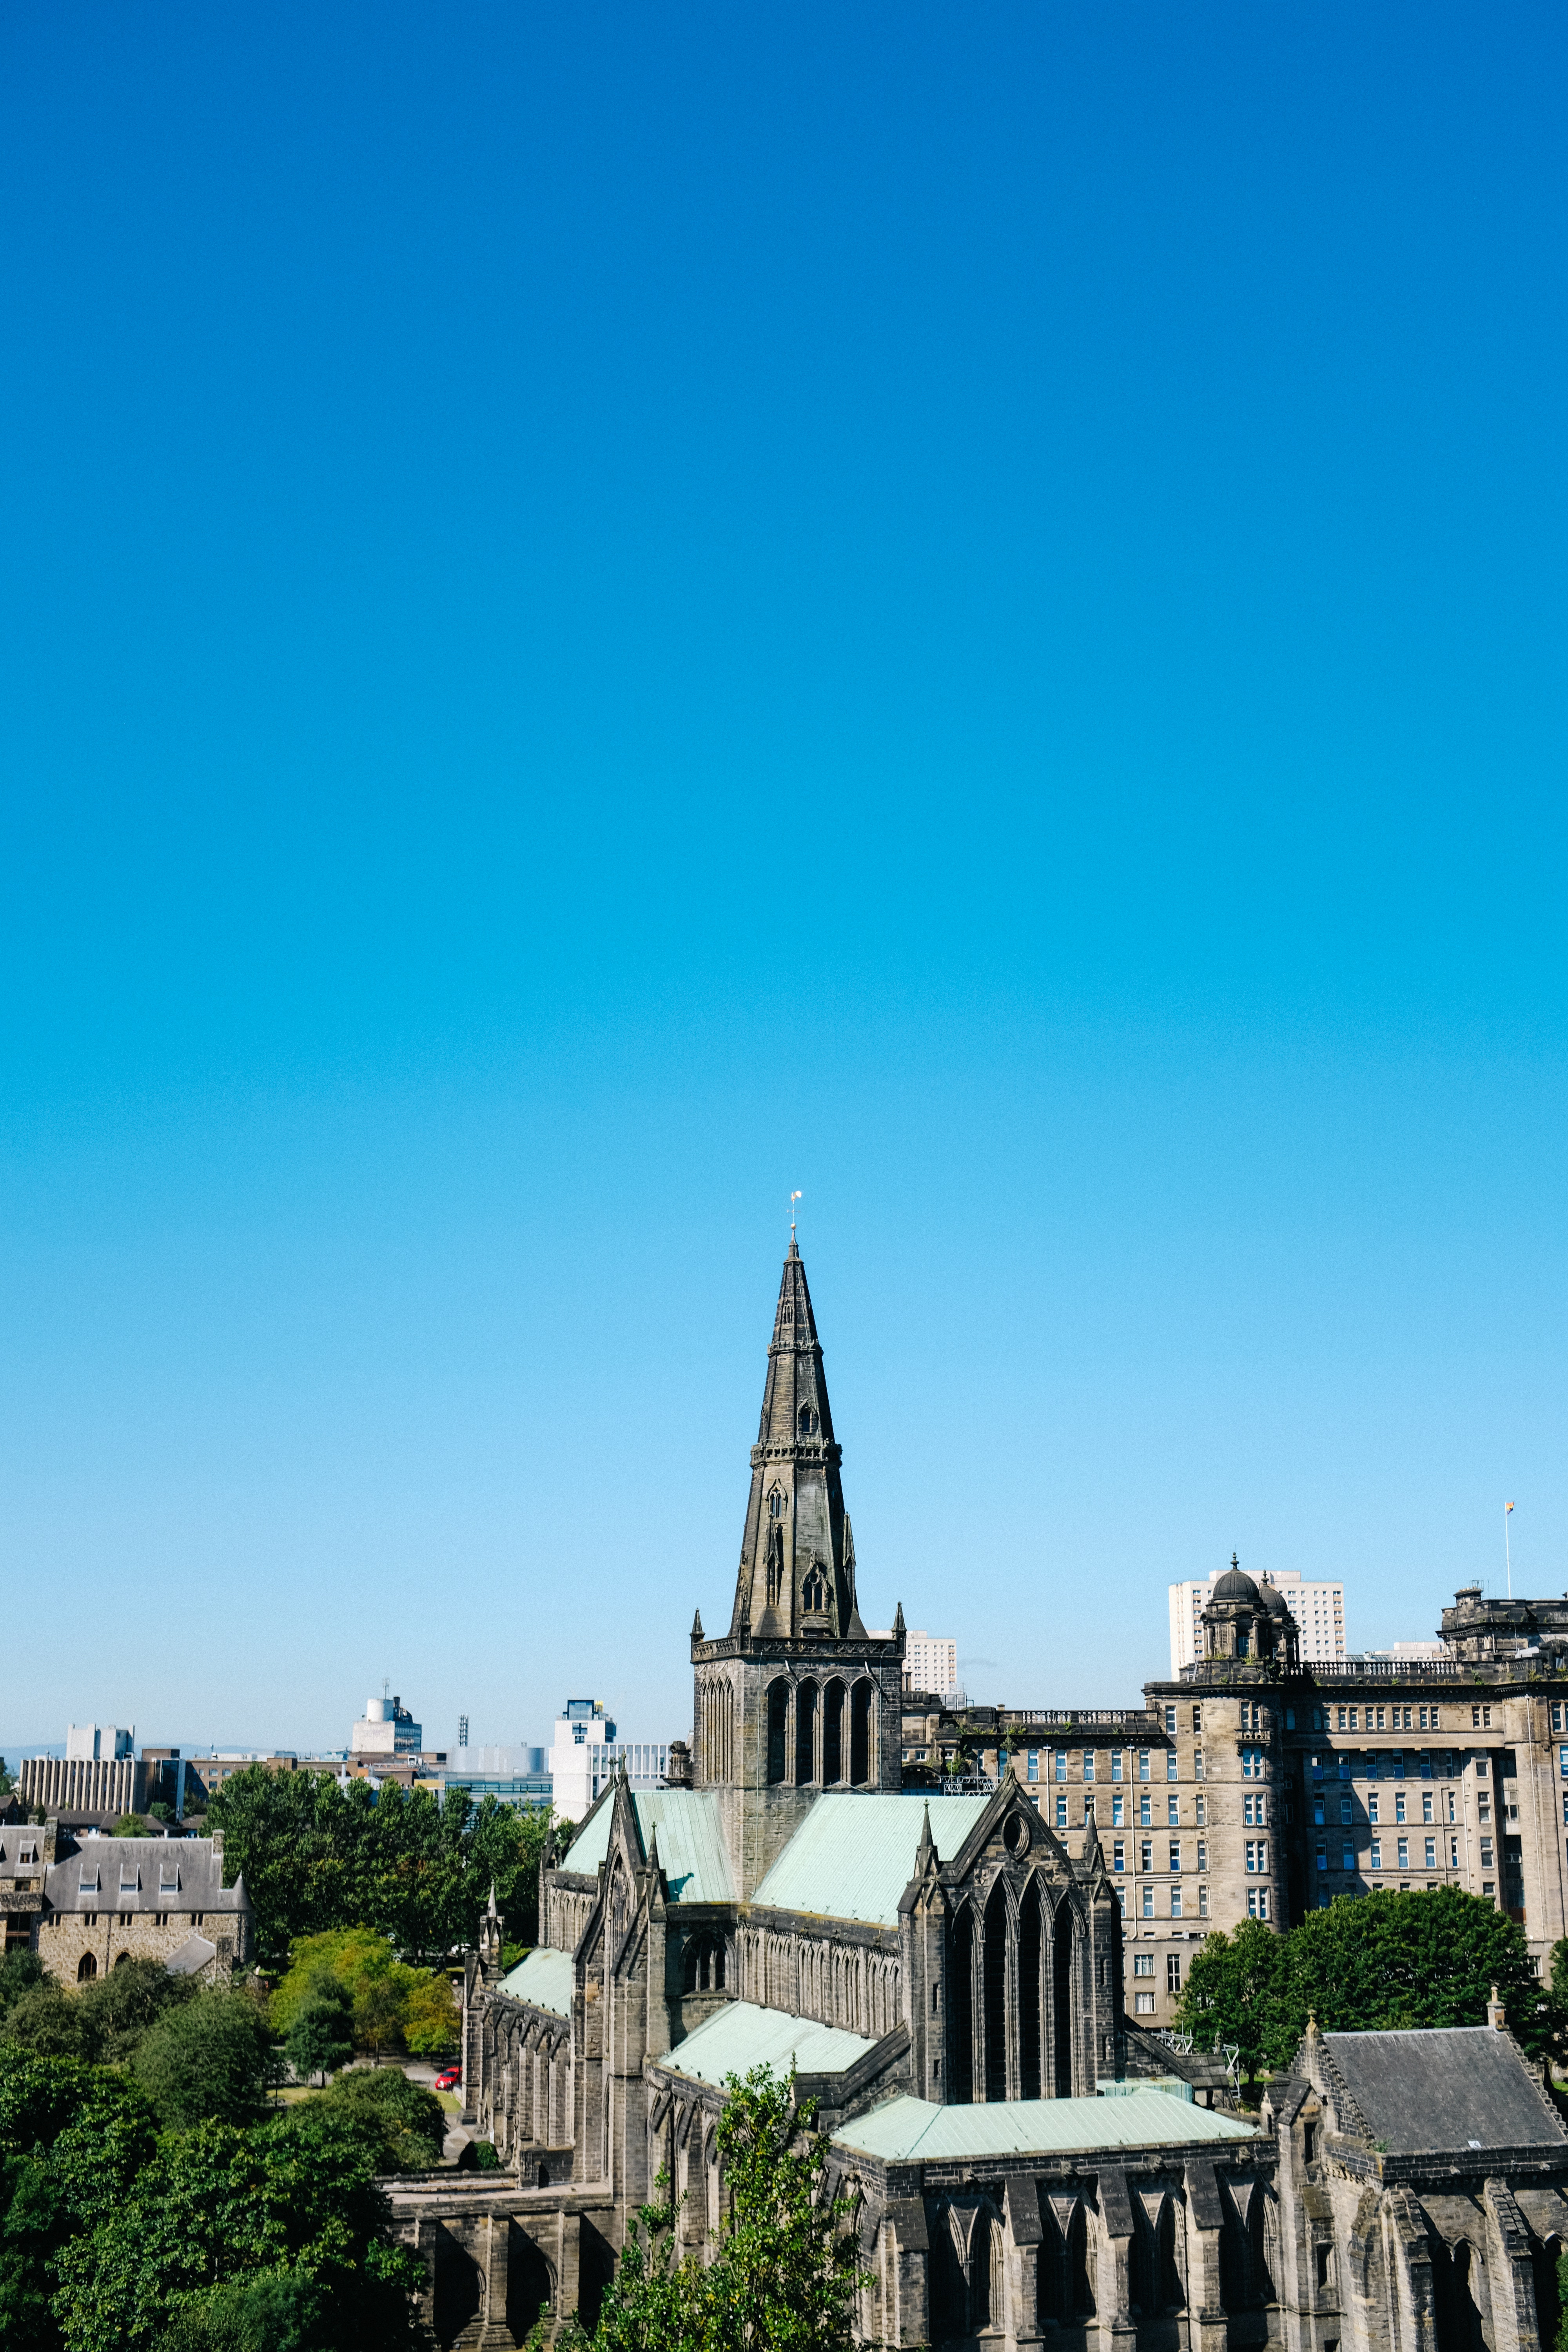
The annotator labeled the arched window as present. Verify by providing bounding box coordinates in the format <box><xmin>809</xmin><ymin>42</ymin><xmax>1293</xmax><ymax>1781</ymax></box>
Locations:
<box><xmin>113</xmin><ymin>1948</ymin><xmax>134</xmax><ymax>1970</ymax></box>
<box><xmin>849</xmin><ymin>1679</ymin><xmax>873</xmax><ymax>1784</ymax></box>
<box><xmin>949</xmin><ymin>1904</ymin><xmax>974</xmax><ymax>2104</ymax></box>
<box><xmin>983</xmin><ymin>1884</ymin><xmax>1010</xmax><ymax>2102</ymax></box>
<box><xmin>682</xmin><ymin>1933</ymin><xmax>726</xmax><ymax>1994</ymax></box>
<box><xmin>77</xmin><ymin>1951</ymin><xmax>97</xmax><ymax>1982</ymax></box>
<box><xmin>797</xmin><ymin>1403</ymin><xmax>817</xmax><ymax>1436</ymax></box>
<box><xmin>822</xmin><ymin>1680</ymin><xmax>845</xmax><ymax>1784</ymax></box>
<box><xmin>1018</xmin><ymin>1880</ymin><xmax>1043</xmax><ymax>2099</ymax></box>
<box><xmin>802</xmin><ymin>1562</ymin><xmax>829</xmax><ymax>1613</ymax></box>
<box><xmin>766</xmin><ymin>1679</ymin><xmax>789</xmax><ymax>1784</ymax></box>
<box><xmin>1053</xmin><ymin>1906</ymin><xmax>1075</xmax><ymax>2096</ymax></box>
<box><xmin>796</xmin><ymin>1681</ymin><xmax>818</xmax><ymax>1785</ymax></box>
<box><xmin>768</xmin><ymin>1485</ymin><xmax>786</xmax><ymax>1517</ymax></box>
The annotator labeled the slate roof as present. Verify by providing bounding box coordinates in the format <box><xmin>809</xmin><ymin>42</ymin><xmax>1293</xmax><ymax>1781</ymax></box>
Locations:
<box><xmin>654</xmin><ymin>1999</ymin><xmax>879</xmax><ymax>2086</ymax></box>
<box><xmin>1316</xmin><ymin>2028</ymin><xmax>1567</xmax><ymax>2154</ymax></box>
<box><xmin>45</xmin><ymin>1836</ymin><xmax>247</xmax><ymax>1917</ymax></box>
<box><xmin>500</xmin><ymin>1946</ymin><xmax>574</xmax><ymax>2017</ymax></box>
<box><xmin>832</xmin><ymin>2089</ymin><xmax>1256</xmax><ymax>2162</ymax></box>
<box><xmin>562</xmin><ymin>1790</ymin><xmax>735</xmax><ymax>1905</ymax></box>
<box><xmin>752</xmin><ymin>1793</ymin><xmax>995</xmax><ymax>1925</ymax></box>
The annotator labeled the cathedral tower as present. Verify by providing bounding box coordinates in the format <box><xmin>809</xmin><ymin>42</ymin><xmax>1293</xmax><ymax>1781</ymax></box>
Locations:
<box><xmin>692</xmin><ymin>1240</ymin><xmax>906</xmax><ymax>1896</ymax></box>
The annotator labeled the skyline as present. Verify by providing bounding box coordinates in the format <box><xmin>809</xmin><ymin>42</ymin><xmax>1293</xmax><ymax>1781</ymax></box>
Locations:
<box><xmin>2</xmin><ymin>5</ymin><xmax>1564</xmax><ymax>1753</ymax></box>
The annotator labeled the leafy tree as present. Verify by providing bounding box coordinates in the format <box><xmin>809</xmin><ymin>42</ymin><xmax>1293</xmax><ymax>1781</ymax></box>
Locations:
<box><xmin>0</xmin><ymin>2051</ymin><xmax>159</xmax><ymax>2352</ymax></box>
<box><xmin>0</xmin><ymin>1952</ymin><xmax>45</xmax><ymax>2022</ymax></box>
<box><xmin>584</xmin><ymin>2067</ymin><xmax>869</xmax><ymax>2352</ymax></box>
<box><xmin>304</xmin><ymin>2067</ymin><xmax>446</xmax><ymax>2171</ymax></box>
<box><xmin>110</xmin><ymin>1817</ymin><xmax>145</xmax><ymax>1839</ymax></box>
<box><xmin>269</xmin><ymin>1930</ymin><xmax>456</xmax><ymax>2061</ymax></box>
<box><xmin>401</xmin><ymin>1970</ymin><xmax>457</xmax><ymax>2060</ymax></box>
<box><xmin>52</xmin><ymin>2109</ymin><xmax>425</xmax><ymax>2352</ymax></box>
<box><xmin>1179</xmin><ymin>1886</ymin><xmax>1554</xmax><ymax>2081</ymax></box>
<box><xmin>0</xmin><ymin>1759</ymin><xmax>14</xmax><ymax>1796</ymax></box>
<box><xmin>284</xmin><ymin>1979</ymin><xmax>355</xmax><ymax>2090</ymax></box>
<box><xmin>131</xmin><ymin>1994</ymin><xmax>274</xmax><ymax>2129</ymax></box>
<box><xmin>205</xmin><ymin>1767</ymin><xmax>554</xmax><ymax>1972</ymax></box>
<box><xmin>155</xmin><ymin>2273</ymin><xmax>326</xmax><ymax>2352</ymax></box>
<box><xmin>2</xmin><ymin>1986</ymin><xmax>88</xmax><ymax>2063</ymax></box>
<box><xmin>76</xmin><ymin>1962</ymin><xmax>196</xmax><ymax>2067</ymax></box>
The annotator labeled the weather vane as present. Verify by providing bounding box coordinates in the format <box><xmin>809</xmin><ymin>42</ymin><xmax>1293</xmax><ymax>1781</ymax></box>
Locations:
<box><xmin>789</xmin><ymin>1188</ymin><xmax>802</xmax><ymax>1240</ymax></box>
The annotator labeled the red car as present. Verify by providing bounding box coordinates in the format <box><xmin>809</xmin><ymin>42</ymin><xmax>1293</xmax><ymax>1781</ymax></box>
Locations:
<box><xmin>433</xmin><ymin>2066</ymin><xmax>462</xmax><ymax>2092</ymax></box>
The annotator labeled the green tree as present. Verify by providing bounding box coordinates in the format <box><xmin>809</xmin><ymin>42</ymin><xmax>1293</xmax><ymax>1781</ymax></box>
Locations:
<box><xmin>110</xmin><ymin>1817</ymin><xmax>145</xmax><ymax>1839</ymax></box>
<box><xmin>52</xmin><ymin>2109</ymin><xmax>424</xmax><ymax>2352</ymax></box>
<box><xmin>0</xmin><ymin>1952</ymin><xmax>45</xmax><ymax>2023</ymax></box>
<box><xmin>269</xmin><ymin>1929</ymin><xmax>455</xmax><ymax>2061</ymax></box>
<box><xmin>1179</xmin><ymin>1886</ymin><xmax>1553</xmax><ymax>2080</ymax></box>
<box><xmin>131</xmin><ymin>1994</ymin><xmax>273</xmax><ymax>2129</ymax></box>
<box><xmin>0</xmin><ymin>2051</ymin><xmax>159</xmax><ymax>2352</ymax></box>
<box><xmin>284</xmin><ymin>1980</ymin><xmax>354</xmax><ymax>2090</ymax></box>
<box><xmin>155</xmin><ymin>2273</ymin><xmax>326</xmax><ymax>2352</ymax></box>
<box><xmin>76</xmin><ymin>1961</ymin><xmax>196</xmax><ymax>2067</ymax></box>
<box><xmin>2</xmin><ymin>1985</ymin><xmax>88</xmax><ymax>2063</ymax></box>
<box><xmin>304</xmin><ymin>2067</ymin><xmax>446</xmax><ymax>2171</ymax></box>
<box><xmin>584</xmin><ymin>2068</ymin><xmax>869</xmax><ymax>2352</ymax></box>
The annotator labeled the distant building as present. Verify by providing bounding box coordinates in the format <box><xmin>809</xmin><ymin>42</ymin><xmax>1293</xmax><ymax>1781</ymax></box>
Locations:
<box><xmin>18</xmin><ymin>1824</ymin><xmax>251</xmax><ymax>1985</ymax></box>
<box><xmin>546</xmin><ymin>1702</ymin><xmax>668</xmax><ymax>1821</ymax></box>
<box><xmin>21</xmin><ymin>1751</ymin><xmax>148</xmax><ymax>1819</ymax></box>
<box><xmin>352</xmin><ymin>1692</ymin><xmax>424</xmax><ymax>1755</ymax></box>
<box><xmin>900</xmin><ymin>1629</ymin><xmax>958</xmax><ymax>1699</ymax></box>
<box><xmin>65</xmin><ymin>1724</ymin><xmax>134</xmax><ymax>1762</ymax></box>
<box><xmin>1169</xmin><ymin>1565</ymin><xmax>1345</xmax><ymax>1675</ymax></box>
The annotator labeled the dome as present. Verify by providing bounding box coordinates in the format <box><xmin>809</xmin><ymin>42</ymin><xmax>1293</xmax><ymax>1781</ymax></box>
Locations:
<box><xmin>1258</xmin><ymin>1578</ymin><xmax>1291</xmax><ymax>1617</ymax></box>
<box><xmin>1212</xmin><ymin>1566</ymin><xmax>1259</xmax><ymax>1604</ymax></box>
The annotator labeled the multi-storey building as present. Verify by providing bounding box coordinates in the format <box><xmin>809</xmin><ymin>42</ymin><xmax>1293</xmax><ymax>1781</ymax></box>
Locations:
<box><xmin>1168</xmin><ymin>1566</ymin><xmax>1345</xmax><ymax>1673</ymax></box>
<box><xmin>900</xmin><ymin>1628</ymin><xmax>958</xmax><ymax>1700</ymax></box>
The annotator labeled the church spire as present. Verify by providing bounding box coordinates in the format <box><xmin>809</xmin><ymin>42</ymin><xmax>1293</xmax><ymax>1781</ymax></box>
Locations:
<box><xmin>730</xmin><ymin>1243</ymin><xmax>865</xmax><ymax>1642</ymax></box>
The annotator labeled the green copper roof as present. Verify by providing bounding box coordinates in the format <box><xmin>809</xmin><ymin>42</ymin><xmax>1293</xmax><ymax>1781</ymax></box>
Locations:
<box><xmin>752</xmin><ymin>1793</ymin><xmax>994</xmax><ymax>1924</ymax></box>
<box><xmin>833</xmin><ymin>2090</ymin><xmax>1257</xmax><ymax>2163</ymax></box>
<box><xmin>499</xmin><ymin>1945</ymin><xmax>573</xmax><ymax>2016</ymax></box>
<box><xmin>656</xmin><ymin>2000</ymin><xmax>878</xmax><ymax>2085</ymax></box>
<box><xmin>561</xmin><ymin>1789</ymin><xmax>735</xmax><ymax>1904</ymax></box>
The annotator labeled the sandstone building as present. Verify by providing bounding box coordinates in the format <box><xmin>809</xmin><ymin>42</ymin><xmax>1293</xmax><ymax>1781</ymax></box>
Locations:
<box><xmin>390</xmin><ymin>1245</ymin><xmax>1568</xmax><ymax>2350</ymax></box>
<box><xmin>0</xmin><ymin>1819</ymin><xmax>250</xmax><ymax>1982</ymax></box>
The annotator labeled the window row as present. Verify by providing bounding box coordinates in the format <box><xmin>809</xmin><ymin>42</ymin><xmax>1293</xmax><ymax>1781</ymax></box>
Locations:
<box><xmin>765</xmin><ymin>1675</ymin><xmax>874</xmax><ymax>1786</ymax></box>
<box><xmin>1316</xmin><ymin>1836</ymin><xmax>1451</xmax><ymax>1871</ymax></box>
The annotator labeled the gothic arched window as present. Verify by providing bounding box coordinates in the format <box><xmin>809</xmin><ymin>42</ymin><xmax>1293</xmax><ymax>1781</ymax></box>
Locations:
<box><xmin>768</xmin><ymin>1486</ymin><xmax>786</xmax><ymax>1517</ymax></box>
<box><xmin>798</xmin><ymin>1403</ymin><xmax>818</xmax><ymax>1437</ymax></box>
<box><xmin>802</xmin><ymin>1563</ymin><xmax>829</xmax><ymax>1613</ymax></box>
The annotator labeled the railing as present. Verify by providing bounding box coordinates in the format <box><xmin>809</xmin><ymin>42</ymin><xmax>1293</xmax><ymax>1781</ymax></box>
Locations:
<box><xmin>1309</xmin><ymin>1659</ymin><xmax>1461</xmax><ymax>1679</ymax></box>
<box><xmin>1000</xmin><ymin>1710</ymin><xmax>1158</xmax><ymax>1729</ymax></box>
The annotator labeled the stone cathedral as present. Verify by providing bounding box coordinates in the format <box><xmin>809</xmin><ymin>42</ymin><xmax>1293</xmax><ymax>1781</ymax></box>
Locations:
<box><xmin>394</xmin><ymin>1247</ymin><xmax>1568</xmax><ymax>2352</ymax></box>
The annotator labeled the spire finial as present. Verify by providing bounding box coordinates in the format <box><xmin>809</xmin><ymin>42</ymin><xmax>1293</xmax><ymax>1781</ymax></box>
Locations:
<box><xmin>789</xmin><ymin>1189</ymin><xmax>802</xmax><ymax>1254</ymax></box>
<box><xmin>691</xmin><ymin>1606</ymin><xmax>704</xmax><ymax>1643</ymax></box>
<box><xmin>1231</xmin><ymin>1552</ymin><xmax>1240</xmax><ymax>1570</ymax></box>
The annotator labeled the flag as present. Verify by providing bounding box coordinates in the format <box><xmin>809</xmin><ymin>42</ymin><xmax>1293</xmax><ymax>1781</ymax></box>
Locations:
<box><xmin>1506</xmin><ymin>1501</ymin><xmax>1515</xmax><ymax>1513</ymax></box>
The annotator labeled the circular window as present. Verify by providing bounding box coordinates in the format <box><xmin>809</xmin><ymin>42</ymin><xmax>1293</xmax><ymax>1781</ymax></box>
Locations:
<box><xmin>1004</xmin><ymin>1813</ymin><xmax>1029</xmax><ymax>1855</ymax></box>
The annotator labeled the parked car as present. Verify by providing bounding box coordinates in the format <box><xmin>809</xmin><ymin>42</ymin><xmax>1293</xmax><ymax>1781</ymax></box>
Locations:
<box><xmin>433</xmin><ymin>2066</ymin><xmax>462</xmax><ymax>2092</ymax></box>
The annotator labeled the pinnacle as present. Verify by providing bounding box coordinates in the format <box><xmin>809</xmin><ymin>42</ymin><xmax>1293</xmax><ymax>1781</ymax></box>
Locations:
<box><xmin>692</xmin><ymin>1607</ymin><xmax>704</xmax><ymax>1642</ymax></box>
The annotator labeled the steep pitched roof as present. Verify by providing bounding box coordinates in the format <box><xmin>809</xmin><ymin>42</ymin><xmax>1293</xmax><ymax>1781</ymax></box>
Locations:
<box><xmin>752</xmin><ymin>1793</ymin><xmax>994</xmax><ymax>1924</ymax></box>
<box><xmin>1314</xmin><ymin>2028</ymin><xmax>1566</xmax><ymax>2154</ymax></box>
<box><xmin>562</xmin><ymin>1789</ymin><xmax>734</xmax><ymax>1904</ymax></box>
<box><xmin>500</xmin><ymin>1946</ymin><xmax>574</xmax><ymax>2017</ymax></box>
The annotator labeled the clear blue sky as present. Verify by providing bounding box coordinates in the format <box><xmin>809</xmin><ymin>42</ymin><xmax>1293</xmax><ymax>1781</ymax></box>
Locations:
<box><xmin>2</xmin><ymin>5</ymin><xmax>1563</xmax><ymax>1757</ymax></box>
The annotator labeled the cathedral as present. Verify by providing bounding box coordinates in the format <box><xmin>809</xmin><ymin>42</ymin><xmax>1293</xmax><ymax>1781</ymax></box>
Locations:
<box><xmin>392</xmin><ymin>1245</ymin><xmax>1568</xmax><ymax>2352</ymax></box>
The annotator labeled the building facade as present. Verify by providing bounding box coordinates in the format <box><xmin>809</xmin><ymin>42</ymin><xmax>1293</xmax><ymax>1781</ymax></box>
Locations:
<box><xmin>392</xmin><ymin>1245</ymin><xmax>1568</xmax><ymax>2349</ymax></box>
<box><xmin>2</xmin><ymin>1822</ymin><xmax>252</xmax><ymax>1983</ymax></box>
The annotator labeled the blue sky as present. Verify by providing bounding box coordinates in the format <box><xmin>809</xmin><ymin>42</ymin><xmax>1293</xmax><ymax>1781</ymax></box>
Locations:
<box><xmin>1</xmin><ymin>5</ymin><xmax>1563</xmax><ymax>1756</ymax></box>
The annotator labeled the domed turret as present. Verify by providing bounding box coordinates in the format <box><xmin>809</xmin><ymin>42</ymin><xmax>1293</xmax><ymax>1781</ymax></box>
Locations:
<box><xmin>1212</xmin><ymin>1564</ymin><xmax>1259</xmax><ymax>1604</ymax></box>
<box><xmin>1199</xmin><ymin>1556</ymin><xmax>1300</xmax><ymax>1671</ymax></box>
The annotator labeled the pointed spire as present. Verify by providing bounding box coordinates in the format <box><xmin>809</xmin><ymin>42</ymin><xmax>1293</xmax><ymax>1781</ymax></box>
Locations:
<box><xmin>916</xmin><ymin>1802</ymin><xmax>937</xmax><ymax>1872</ymax></box>
<box><xmin>646</xmin><ymin>1823</ymin><xmax>661</xmax><ymax>1877</ymax></box>
<box><xmin>691</xmin><ymin>1607</ymin><xmax>704</xmax><ymax>1643</ymax></box>
<box><xmin>730</xmin><ymin>1244</ymin><xmax>861</xmax><ymax>1640</ymax></box>
<box><xmin>485</xmin><ymin>1878</ymin><xmax>499</xmax><ymax>1918</ymax></box>
<box><xmin>893</xmin><ymin>1601</ymin><xmax>906</xmax><ymax>1639</ymax></box>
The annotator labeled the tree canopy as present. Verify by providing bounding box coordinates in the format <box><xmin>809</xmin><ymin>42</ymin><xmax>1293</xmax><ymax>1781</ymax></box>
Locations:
<box><xmin>203</xmin><ymin>1768</ymin><xmax>553</xmax><ymax>1972</ymax></box>
<box><xmin>269</xmin><ymin>1930</ymin><xmax>457</xmax><ymax>2061</ymax></box>
<box><xmin>130</xmin><ymin>1993</ymin><xmax>276</xmax><ymax>2130</ymax></box>
<box><xmin>557</xmin><ymin>2066</ymin><xmax>869</xmax><ymax>2352</ymax></box>
<box><xmin>0</xmin><ymin>2047</ymin><xmax>422</xmax><ymax>2352</ymax></box>
<box><xmin>1177</xmin><ymin>1887</ymin><xmax>1558</xmax><ymax>2081</ymax></box>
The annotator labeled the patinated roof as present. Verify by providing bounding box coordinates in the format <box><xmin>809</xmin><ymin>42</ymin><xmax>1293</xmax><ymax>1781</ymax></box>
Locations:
<box><xmin>752</xmin><ymin>1793</ymin><xmax>993</xmax><ymax>1925</ymax></box>
<box><xmin>500</xmin><ymin>1945</ymin><xmax>574</xmax><ymax>2016</ymax></box>
<box><xmin>832</xmin><ymin>2089</ymin><xmax>1257</xmax><ymax>2162</ymax></box>
<box><xmin>1316</xmin><ymin>2027</ymin><xmax>1566</xmax><ymax>2154</ymax></box>
<box><xmin>654</xmin><ymin>1999</ymin><xmax>878</xmax><ymax>2085</ymax></box>
<box><xmin>561</xmin><ymin>1789</ymin><xmax>735</xmax><ymax>1904</ymax></box>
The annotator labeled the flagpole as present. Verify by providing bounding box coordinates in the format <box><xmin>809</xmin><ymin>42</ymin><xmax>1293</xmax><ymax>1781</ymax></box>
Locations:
<box><xmin>1505</xmin><ymin>1504</ymin><xmax>1512</xmax><ymax>1601</ymax></box>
